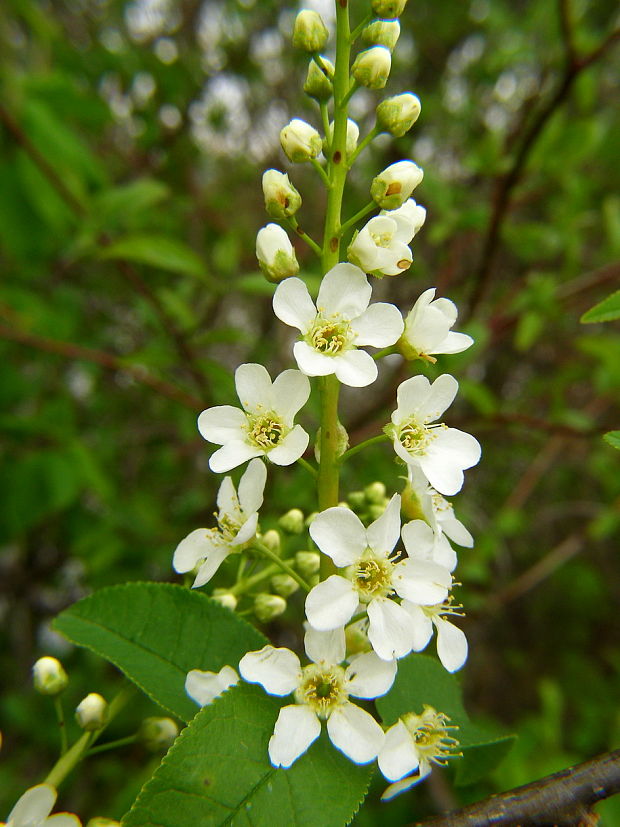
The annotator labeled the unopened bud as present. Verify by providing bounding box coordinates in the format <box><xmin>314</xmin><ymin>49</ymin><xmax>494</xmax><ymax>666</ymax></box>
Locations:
<box><xmin>262</xmin><ymin>169</ymin><xmax>302</xmax><ymax>220</ymax></box>
<box><xmin>351</xmin><ymin>46</ymin><xmax>391</xmax><ymax>89</ymax></box>
<box><xmin>362</xmin><ymin>19</ymin><xmax>401</xmax><ymax>51</ymax></box>
<box><xmin>75</xmin><ymin>693</ymin><xmax>108</xmax><ymax>731</ymax></box>
<box><xmin>293</xmin><ymin>10</ymin><xmax>329</xmax><ymax>52</ymax></box>
<box><xmin>305</xmin><ymin>511</ymin><xmax>319</xmax><ymax>528</ymax></box>
<box><xmin>295</xmin><ymin>550</ymin><xmax>320</xmax><ymax>577</ymax></box>
<box><xmin>325</xmin><ymin>118</ymin><xmax>359</xmax><ymax>158</ymax></box>
<box><xmin>304</xmin><ymin>56</ymin><xmax>334</xmax><ymax>100</ymax></box>
<box><xmin>278</xmin><ymin>508</ymin><xmax>305</xmax><ymax>535</ymax></box>
<box><xmin>212</xmin><ymin>589</ymin><xmax>238</xmax><ymax>611</ymax></box>
<box><xmin>254</xmin><ymin>593</ymin><xmax>287</xmax><ymax>622</ymax></box>
<box><xmin>371</xmin><ymin>160</ymin><xmax>423</xmax><ymax>209</ymax></box>
<box><xmin>368</xmin><ymin>503</ymin><xmax>387</xmax><ymax>521</ymax></box>
<box><xmin>33</xmin><ymin>656</ymin><xmax>68</xmax><ymax>696</ymax></box>
<box><xmin>376</xmin><ymin>92</ymin><xmax>421</xmax><ymax>137</ymax></box>
<box><xmin>315</xmin><ymin>422</ymin><xmax>349</xmax><ymax>462</ymax></box>
<box><xmin>364</xmin><ymin>481</ymin><xmax>387</xmax><ymax>504</ymax></box>
<box><xmin>280</xmin><ymin>118</ymin><xmax>323</xmax><ymax>163</ymax></box>
<box><xmin>87</xmin><ymin>820</ymin><xmax>121</xmax><ymax>827</ymax></box>
<box><xmin>371</xmin><ymin>0</ymin><xmax>408</xmax><ymax>18</ymax></box>
<box><xmin>261</xmin><ymin>529</ymin><xmax>282</xmax><ymax>554</ymax></box>
<box><xmin>256</xmin><ymin>224</ymin><xmax>299</xmax><ymax>283</ymax></box>
<box><xmin>139</xmin><ymin>717</ymin><xmax>179</xmax><ymax>751</ymax></box>
<box><xmin>271</xmin><ymin>573</ymin><xmax>299</xmax><ymax>597</ymax></box>
<box><xmin>346</xmin><ymin>621</ymin><xmax>372</xmax><ymax>655</ymax></box>
<box><xmin>347</xmin><ymin>490</ymin><xmax>366</xmax><ymax>510</ymax></box>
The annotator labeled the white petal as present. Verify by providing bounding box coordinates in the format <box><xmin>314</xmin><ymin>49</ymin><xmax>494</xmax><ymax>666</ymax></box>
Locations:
<box><xmin>350</xmin><ymin>303</ymin><xmax>404</xmax><ymax>347</ymax></box>
<box><xmin>333</xmin><ymin>349</ymin><xmax>378</xmax><ymax>387</ymax></box>
<box><xmin>401</xmin><ymin>602</ymin><xmax>434</xmax><ymax>651</ymax></box>
<box><xmin>272</xmin><ymin>277</ymin><xmax>317</xmax><ymax>332</ymax></box>
<box><xmin>392</xmin><ymin>559</ymin><xmax>452</xmax><ymax>605</ymax></box>
<box><xmin>380</xmin><ymin>771</ymin><xmax>427</xmax><ymax>801</ymax></box>
<box><xmin>192</xmin><ymin>545</ymin><xmax>230</xmax><ymax>588</ymax></box>
<box><xmin>432</xmin><ymin>331</ymin><xmax>474</xmax><ymax>355</ymax></box>
<box><xmin>345</xmin><ymin>652</ymin><xmax>397</xmax><ymax>698</ymax></box>
<box><xmin>172</xmin><ymin>528</ymin><xmax>219</xmax><ymax>574</ymax></box>
<box><xmin>271</xmin><ymin>370</ymin><xmax>311</xmax><ymax>423</ymax></box>
<box><xmin>421</xmin><ymin>428</ymin><xmax>481</xmax><ymax>496</ymax></box>
<box><xmin>401</xmin><ymin>519</ymin><xmax>435</xmax><ymax>559</ymax></box>
<box><xmin>209</xmin><ymin>441</ymin><xmax>263</xmax><ymax>474</ymax></box>
<box><xmin>441</xmin><ymin>516</ymin><xmax>474</xmax><ymax>548</ymax></box>
<box><xmin>435</xmin><ymin>617</ymin><xmax>468</xmax><ymax>672</ymax></box>
<box><xmin>198</xmin><ymin>405</ymin><xmax>247</xmax><ymax>444</ymax></box>
<box><xmin>417</xmin><ymin>374</ymin><xmax>459</xmax><ymax>423</ymax></box>
<box><xmin>304</xmin><ymin>626</ymin><xmax>346</xmax><ymax>666</ymax></box>
<box><xmin>431</xmin><ymin>297</ymin><xmax>458</xmax><ymax>325</ymax></box>
<box><xmin>239</xmin><ymin>645</ymin><xmax>301</xmax><ymax>695</ymax></box>
<box><xmin>309</xmin><ymin>507</ymin><xmax>367</xmax><ymax>566</ymax></box>
<box><xmin>366</xmin><ymin>494</ymin><xmax>401</xmax><ymax>558</ymax></box>
<box><xmin>405</xmin><ymin>304</ymin><xmax>452</xmax><ymax>352</ymax></box>
<box><xmin>367</xmin><ymin>597</ymin><xmax>415</xmax><ymax>660</ymax></box>
<box><xmin>293</xmin><ymin>341</ymin><xmax>336</xmax><ymax>377</ymax></box>
<box><xmin>305</xmin><ymin>576</ymin><xmax>359</xmax><ymax>630</ymax></box>
<box><xmin>237</xmin><ymin>458</ymin><xmax>267</xmax><ymax>515</ymax></box>
<box><xmin>268</xmin><ymin>704</ymin><xmax>321</xmax><ymax>768</ymax></box>
<box><xmin>327</xmin><ymin>702</ymin><xmax>384</xmax><ymax>763</ymax></box>
<box><xmin>235</xmin><ymin>363</ymin><xmax>273</xmax><ymax>413</ymax></box>
<box><xmin>185</xmin><ymin>665</ymin><xmax>239</xmax><ymax>706</ymax></box>
<box><xmin>8</xmin><ymin>785</ymin><xmax>56</xmax><ymax>824</ymax></box>
<box><xmin>216</xmin><ymin>475</ymin><xmax>237</xmax><ymax>516</ymax></box>
<box><xmin>267</xmin><ymin>424</ymin><xmax>309</xmax><ymax>466</ymax></box>
<box><xmin>232</xmin><ymin>512</ymin><xmax>259</xmax><ymax>546</ymax></box>
<box><xmin>378</xmin><ymin>720</ymin><xmax>420</xmax><ymax>781</ymax></box>
<box><xmin>317</xmin><ymin>263</ymin><xmax>371</xmax><ymax>319</ymax></box>
<box><xmin>394</xmin><ymin>375</ymin><xmax>431</xmax><ymax>423</ymax></box>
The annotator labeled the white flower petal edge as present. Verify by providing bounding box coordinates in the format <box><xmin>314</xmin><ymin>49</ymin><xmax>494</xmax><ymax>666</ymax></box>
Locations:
<box><xmin>269</xmin><ymin>704</ymin><xmax>322</xmax><ymax>768</ymax></box>
<box><xmin>378</xmin><ymin>720</ymin><xmax>420</xmax><ymax>781</ymax></box>
<box><xmin>326</xmin><ymin>702</ymin><xmax>385</xmax><ymax>763</ymax></box>
<box><xmin>7</xmin><ymin>785</ymin><xmax>57</xmax><ymax>826</ymax></box>
<box><xmin>305</xmin><ymin>575</ymin><xmax>359</xmax><ymax>630</ymax></box>
<box><xmin>380</xmin><ymin>764</ymin><xmax>432</xmax><ymax>801</ymax></box>
<box><xmin>185</xmin><ymin>665</ymin><xmax>239</xmax><ymax>706</ymax></box>
<box><xmin>239</xmin><ymin>645</ymin><xmax>301</xmax><ymax>696</ymax></box>
<box><xmin>401</xmin><ymin>287</ymin><xmax>473</xmax><ymax>358</ymax></box>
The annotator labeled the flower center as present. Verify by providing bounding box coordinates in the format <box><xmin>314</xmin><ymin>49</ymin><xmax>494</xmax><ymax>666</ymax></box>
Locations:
<box><xmin>295</xmin><ymin>664</ymin><xmax>347</xmax><ymax>718</ymax></box>
<box><xmin>370</xmin><ymin>229</ymin><xmax>394</xmax><ymax>248</ymax></box>
<box><xmin>247</xmin><ymin>413</ymin><xmax>285</xmax><ymax>449</ymax></box>
<box><xmin>309</xmin><ymin>316</ymin><xmax>351</xmax><ymax>356</ymax></box>
<box><xmin>402</xmin><ymin>705</ymin><xmax>459</xmax><ymax>767</ymax></box>
<box><xmin>398</xmin><ymin>419</ymin><xmax>440</xmax><ymax>457</ymax></box>
<box><xmin>347</xmin><ymin>550</ymin><xmax>394</xmax><ymax>602</ymax></box>
<box><xmin>218</xmin><ymin>512</ymin><xmax>242</xmax><ymax>542</ymax></box>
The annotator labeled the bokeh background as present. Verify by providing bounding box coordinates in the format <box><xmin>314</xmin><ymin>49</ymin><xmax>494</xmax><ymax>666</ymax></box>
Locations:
<box><xmin>1</xmin><ymin>0</ymin><xmax>619</xmax><ymax>822</ymax></box>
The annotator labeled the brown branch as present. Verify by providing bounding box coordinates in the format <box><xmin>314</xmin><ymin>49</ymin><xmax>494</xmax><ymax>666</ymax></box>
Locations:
<box><xmin>0</xmin><ymin>321</ymin><xmax>203</xmax><ymax>411</ymax></box>
<box><xmin>412</xmin><ymin>748</ymin><xmax>620</xmax><ymax>826</ymax></box>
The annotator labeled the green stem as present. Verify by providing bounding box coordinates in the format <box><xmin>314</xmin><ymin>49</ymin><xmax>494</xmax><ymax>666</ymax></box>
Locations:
<box><xmin>339</xmin><ymin>201</ymin><xmax>377</xmax><ymax>237</ymax></box>
<box><xmin>297</xmin><ymin>456</ymin><xmax>318</xmax><ymax>477</ymax></box>
<box><xmin>319</xmin><ymin>100</ymin><xmax>331</xmax><ymax>145</ymax></box>
<box><xmin>340</xmin><ymin>78</ymin><xmax>359</xmax><ymax>108</ymax></box>
<box><xmin>310</xmin><ymin>157</ymin><xmax>331</xmax><ymax>187</ymax></box>
<box><xmin>251</xmin><ymin>541</ymin><xmax>311</xmax><ymax>592</ymax></box>
<box><xmin>348</xmin><ymin>123</ymin><xmax>381</xmax><ymax>166</ymax></box>
<box><xmin>53</xmin><ymin>696</ymin><xmax>68</xmax><ymax>756</ymax></box>
<box><xmin>85</xmin><ymin>734</ymin><xmax>138</xmax><ymax>756</ymax></box>
<box><xmin>373</xmin><ymin>345</ymin><xmax>397</xmax><ymax>360</ymax></box>
<box><xmin>286</xmin><ymin>216</ymin><xmax>322</xmax><ymax>257</ymax></box>
<box><xmin>340</xmin><ymin>433</ymin><xmax>389</xmax><ymax>464</ymax></box>
<box><xmin>230</xmin><ymin>562</ymin><xmax>279</xmax><ymax>596</ymax></box>
<box><xmin>350</xmin><ymin>13</ymin><xmax>373</xmax><ymax>44</ymax></box>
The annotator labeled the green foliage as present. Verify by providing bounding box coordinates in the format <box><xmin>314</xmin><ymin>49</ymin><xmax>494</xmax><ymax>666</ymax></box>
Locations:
<box><xmin>580</xmin><ymin>290</ymin><xmax>620</xmax><ymax>324</ymax></box>
<box><xmin>603</xmin><ymin>431</ymin><xmax>620</xmax><ymax>450</ymax></box>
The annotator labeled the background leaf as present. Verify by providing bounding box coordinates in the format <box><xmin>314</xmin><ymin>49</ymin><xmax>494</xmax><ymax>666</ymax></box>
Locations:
<box><xmin>603</xmin><ymin>431</ymin><xmax>620</xmax><ymax>450</ymax></box>
<box><xmin>98</xmin><ymin>235</ymin><xmax>209</xmax><ymax>279</ymax></box>
<box><xmin>580</xmin><ymin>290</ymin><xmax>620</xmax><ymax>323</ymax></box>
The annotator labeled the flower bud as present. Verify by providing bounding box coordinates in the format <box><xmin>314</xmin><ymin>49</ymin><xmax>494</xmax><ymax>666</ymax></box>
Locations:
<box><xmin>304</xmin><ymin>511</ymin><xmax>319</xmax><ymax>528</ymax></box>
<box><xmin>139</xmin><ymin>716</ymin><xmax>179</xmax><ymax>751</ymax></box>
<box><xmin>371</xmin><ymin>0</ymin><xmax>408</xmax><ymax>18</ymax></box>
<box><xmin>295</xmin><ymin>550</ymin><xmax>320</xmax><ymax>577</ymax></box>
<box><xmin>347</xmin><ymin>490</ymin><xmax>366</xmax><ymax>510</ymax></box>
<box><xmin>325</xmin><ymin>119</ymin><xmax>359</xmax><ymax>158</ymax></box>
<box><xmin>351</xmin><ymin>46</ymin><xmax>391</xmax><ymax>90</ymax></box>
<box><xmin>271</xmin><ymin>573</ymin><xmax>299</xmax><ymax>597</ymax></box>
<box><xmin>368</xmin><ymin>503</ymin><xmax>387</xmax><ymax>521</ymax></box>
<box><xmin>346</xmin><ymin>620</ymin><xmax>372</xmax><ymax>655</ymax></box>
<box><xmin>362</xmin><ymin>19</ymin><xmax>400</xmax><ymax>51</ymax></box>
<box><xmin>260</xmin><ymin>529</ymin><xmax>282</xmax><ymax>555</ymax></box>
<box><xmin>292</xmin><ymin>10</ymin><xmax>329</xmax><ymax>52</ymax></box>
<box><xmin>33</xmin><ymin>656</ymin><xmax>68</xmax><ymax>696</ymax></box>
<box><xmin>87</xmin><ymin>819</ymin><xmax>121</xmax><ymax>827</ymax></box>
<box><xmin>256</xmin><ymin>224</ymin><xmax>299</xmax><ymax>283</ymax></box>
<box><xmin>371</xmin><ymin>160</ymin><xmax>423</xmax><ymax>209</ymax></box>
<box><xmin>364</xmin><ymin>481</ymin><xmax>387</xmax><ymax>504</ymax></box>
<box><xmin>254</xmin><ymin>593</ymin><xmax>287</xmax><ymax>623</ymax></box>
<box><xmin>376</xmin><ymin>92</ymin><xmax>421</xmax><ymax>137</ymax></box>
<box><xmin>75</xmin><ymin>693</ymin><xmax>108</xmax><ymax>731</ymax></box>
<box><xmin>303</xmin><ymin>56</ymin><xmax>334</xmax><ymax>100</ymax></box>
<box><xmin>262</xmin><ymin>169</ymin><xmax>301</xmax><ymax>220</ymax></box>
<box><xmin>280</xmin><ymin>118</ymin><xmax>323</xmax><ymax>163</ymax></box>
<box><xmin>212</xmin><ymin>589</ymin><xmax>238</xmax><ymax>611</ymax></box>
<box><xmin>278</xmin><ymin>508</ymin><xmax>305</xmax><ymax>535</ymax></box>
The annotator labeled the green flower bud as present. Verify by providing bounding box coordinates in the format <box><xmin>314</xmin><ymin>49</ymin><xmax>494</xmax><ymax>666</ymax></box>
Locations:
<box><xmin>371</xmin><ymin>0</ymin><xmax>408</xmax><ymax>18</ymax></box>
<box><xmin>351</xmin><ymin>46</ymin><xmax>391</xmax><ymax>89</ymax></box>
<box><xmin>376</xmin><ymin>92</ymin><xmax>421</xmax><ymax>137</ymax></box>
<box><xmin>212</xmin><ymin>589</ymin><xmax>238</xmax><ymax>611</ymax></box>
<box><xmin>292</xmin><ymin>10</ymin><xmax>329</xmax><ymax>52</ymax></box>
<box><xmin>305</xmin><ymin>511</ymin><xmax>319</xmax><ymax>528</ymax></box>
<box><xmin>260</xmin><ymin>529</ymin><xmax>282</xmax><ymax>555</ymax></box>
<box><xmin>256</xmin><ymin>223</ymin><xmax>299</xmax><ymax>283</ymax></box>
<box><xmin>139</xmin><ymin>716</ymin><xmax>179</xmax><ymax>751</ymax></box>
<box><xmin>75</xmin><ymin>693</ymin><xmax>108</xmax><ymax>731</ymax></box>
<box><xmin>280</xmin><ymin>118</ymin><xmax>323</xmax><ymax>163</ymax></box>
<box><xmin>304</xmin><ymin>56</ymin><xmax>334</xmax><ymax>100</ymax></box>
<box><xmin>278</xmin><ymin>508</ymin><xmax>305</xmax><ymax>535</ymax></box>
<box><xmin>87</xmin><ymin>819</ymin><xmax>122</xmax><ymax>827</ymax></box>
<box><xmin>370</xmin><ymin>160</ymin><xmax>423</xmax><ymax>209</ymax></box>
<box><xmin>362</xmin><ymin>19</ymin><xmax>401</xmax><ymax>51</ymax></box>
<box><xmin>364</xmin><ymin>481</ymin><xmax>387</xmax><ymax>504</ymax></box>
<box><xmin>295</xmin><ymin>550</ymin><xmax>320</xmax><ymax>577</ymax></box>
<box><xmin>367</xmin><ymin>503</ymin><xmax>387</xmax><ymax>521</ymax></box>
<box><xmin>347</xmin><ymin>490</ymin><xmax>366</xmax><ymax>510</ymax></box>
<box><xmin>345</xmin><ymin>621</ymin><xmax>372</xmax><ymax>655</ymax></box>
<box><xmin>33</xmin><ymin>656</ymin><xmax>68</xmax><ymax>696</ymax></box>
<box><xmin>254</xmin><ymin>593</ymin><xmax>287</xmax><ymax>623</ymax></box>
<box><xmin>262</xmin><ymin>169</ymin><xmax>302</xmax><ymax>220</ymax></box>
<box><xmin>271</xmin><ymin>573</ymin><xmax>300</xmax><ymax>597</ymax></box>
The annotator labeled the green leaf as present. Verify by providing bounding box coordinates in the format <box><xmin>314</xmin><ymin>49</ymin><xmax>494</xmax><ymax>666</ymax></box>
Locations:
<box><xmin>603</xmin><ymin>431</ymin><xmax>620</xmax><ymax>450</ymax></box>
<box><xmin>53</xmin><ymin>583</ymin><xmax>266</xmax><ymax>721</ymax></box>
<box><xmin>98</xmin><ymin>235</ymin><xmax>208</xmax><ymax>279</ymax></box>
<box><xmin>95</xmin><ymin>179</ymin><xmax>170</xmax><ymax>222</ymax></box>
<box><xmin>123</xmin><ymin>683</ymin><xmax>372</xmax><ymax>827</ymax></box>
<box><xmin>580</xmin><ymin>290</ymin><xmax>620</xmax><ymax>324</ymax></box>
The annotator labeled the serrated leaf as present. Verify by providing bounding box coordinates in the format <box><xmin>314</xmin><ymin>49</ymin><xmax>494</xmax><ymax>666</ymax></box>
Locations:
<box><xmin>603</xmin><ymin>431</ymin><xmax>620</xmax><ymax>450</ymax></box>
<box><xmin>580</xmin><ymin>290</ymin><xmax>620</xmax><ymax>324</ymax></box>
<box><xmin>122</xmin><ymin>682</ymin><xmax>372</xmax><ymax>827</ymax></box>
<box><xmin>53</xmin><ymin>583</ymin><xmax>266</xmax><ymax>721</ymax></box>
<box><xmin>98</xmin><ymin>235</ymin><xmax>208</xmax><ymax>279</ymax></box>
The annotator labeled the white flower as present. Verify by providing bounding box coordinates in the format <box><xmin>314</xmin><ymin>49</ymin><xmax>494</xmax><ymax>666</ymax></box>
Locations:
<box><xmin>378</xmin><ymin>706</ymin><xmax>458</xmax><ymax>800</ymax></box>
<box><xmin>371</xmin><ymin>161</ymin><xmax>423</xmax><ymax>210</ymax></box>
<box><xmin>348</xmin><ymin>214</ymin><xmax>415</xmax><ymax>277</ymax></box>
<box><xmin>256</xmin><ymin>223</ymin><xmax>299</xmax><ymax>283</ymax></box>
<box><xmin>400</xmin><ymin>288</ymin><xmax>473</xmax><ymax>361</ymax></box>
<box><xmin>380</xmin><ymin>198</ymin><xmax>426</xmax><ymax>238</ymax></box>
<box><xmin>407</xmin><ymin>466</ymin><xmax>474</xmax><ymax>548</ymax></box>
<box><xmin>239</xmin><ymin>626</ymin><xmax>395</xmax><ymax>767</ymax></box>
<box><xmin>305</xmin><ymin>495</ymin><xmax>453</xmax><ymax>661</ymax></box>
<box><xmin>280</xmin><ymin>118</ymin><xmax>323</xmax><ymax>162</ymax></box>
<box><xmin>198</xmin><ymin>363</ymin><xmax>310</xmax><ymax>472</ymax></box>
<box><xmin>173</xmin><ymin>458</ymin><xmax>266</xmax><ymax>588</ymax></box>
<box><xmin>272</xmin><ymin>263</ymin><xmax>403</xmax><ymax>387</ymax></box>
<box><xmin>401</xmin><ymin>518</ymin><xmax>457</xmax><ymax>572</ymax></box>
<box><xmin>5</xmin><ymin>785</ymin><xmax>81</xmax><ymax>827</ymax></box>
<box><xmin>389</xmin><ymin>374</ymin><xmax>481</xmax><ymax>496</ymax></box>
<box><xmin>402</xmin><ymin>598</ymin><xmax>468</xmax><ymax>673</ymax></box>
<box><xmin>185</xmin><ymin>665</ymin><xmax>239</xmax><ymax>706</ymax></box>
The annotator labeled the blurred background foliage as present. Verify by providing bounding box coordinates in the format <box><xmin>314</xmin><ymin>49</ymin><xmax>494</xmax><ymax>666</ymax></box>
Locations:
<box><xmin>0</xmin><ymin>0</ymin><xmax>619</xmax><ymax>822</ymax></box>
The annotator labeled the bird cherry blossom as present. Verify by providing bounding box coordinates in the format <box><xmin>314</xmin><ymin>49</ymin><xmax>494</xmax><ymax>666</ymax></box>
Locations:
<box><xmin>4</xmin><ymin>785</ymin><xmax>81</xmax><ymax>827</ymax></box>
<box><xmin>406</xmin><ymin>466</ymin><xmax>474</xmax><ymax>548</ymax></box>
<box><xmin>173</xmin><ymin>458</ymin><xmax>266</xmax><ymax>588</ymax></box>
<box><xmin>198</xmin><ymin>363</ymin><xmax>310</xmax><ymax>473</ymax></box>
<box><xmin>402</xmin><ymin>597</ymin><xmax>468</xmax><ymax>673</ymax></box>
<box><xmin>185</xmin><ymin>665</ymin><xmax>239</xmax><ymax>706</ymax></box>
<box><xmin>399</xmin><ymin>288</ymin><xmax>473</xmax><ymax>361</ymax></box>
<box><xmin>239</xmin><ymin>626</ymin><xmax>395</xmax><ymax>768</ymax></box>
<box><xmin>347</xmin><ymin>214</ymin><xmax>415</xmax><ymax>277</ymax></box>
<box><xmin>389</xmin><ymin>374</ymin><xmax>481</xmax><ymax>496</ymax></box>
<box><xmin>272</xmin><ymin>263</ymin><xmax>403</xmax><ymax>387</ymax></box>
